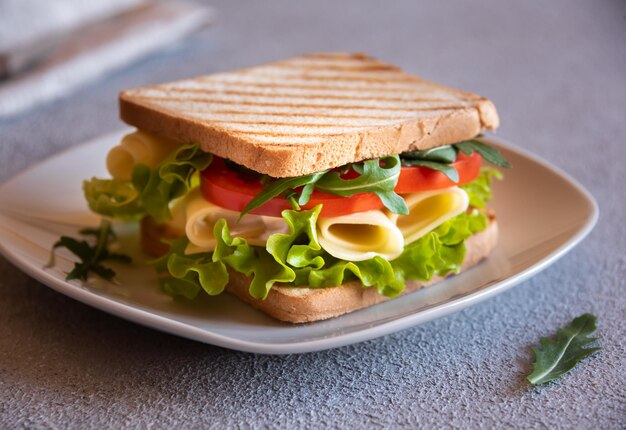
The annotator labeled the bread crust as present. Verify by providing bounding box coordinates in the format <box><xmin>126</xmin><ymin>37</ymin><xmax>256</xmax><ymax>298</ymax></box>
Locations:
<box><xmin>141</xmin><ymin>216</ymin><xmax>498</xmax><ymax>324</ymax></box>
<box><xmin>119</xmin><ymin>52</ymin><xmax>499</xmax><ymax>177</ymax></box>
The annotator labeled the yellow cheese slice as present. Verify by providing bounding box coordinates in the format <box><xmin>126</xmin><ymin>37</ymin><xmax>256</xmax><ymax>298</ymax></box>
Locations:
<box><xmin>106</xmin><ymin>130</ymin><xmax>181</xmax><ymax>180</ymax></box>
<box><xmin>183</xmin><ymin>189</ymin><xmax>288</xmax><ymax>253</ymax></box>
<box><xmin>388</xmin><ymin>187</ymin><xmax>469</xmax><ymax>245</ymax></box>
<box><xmin>316</xmin><ymin>210</ymin><xmax>404</xmax><ymax>261</ymax></box>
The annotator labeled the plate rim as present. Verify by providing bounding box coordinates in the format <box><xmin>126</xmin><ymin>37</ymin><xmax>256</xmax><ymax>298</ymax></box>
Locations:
<box><xmin>0</xmin><ymin>131</ymin><xmax>599</xmax><ymax>354</ymax></box>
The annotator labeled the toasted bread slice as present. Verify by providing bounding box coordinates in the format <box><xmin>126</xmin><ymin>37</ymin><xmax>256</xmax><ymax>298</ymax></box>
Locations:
<box><xmin>141</xmin><ymin>215</ymin><xmax>498</xmax><ymax>323</ymax></box>
<box><xmin>120</xmin><ymin>52</ymin><xmax>499</xmax><ymax>177</ymax></box>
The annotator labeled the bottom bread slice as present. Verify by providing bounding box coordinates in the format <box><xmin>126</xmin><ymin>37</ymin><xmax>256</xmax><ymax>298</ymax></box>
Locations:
<box><xmin>141</xmin><ymin>216</ymin><xmax>498</xmax><ymax>324</ymax></box>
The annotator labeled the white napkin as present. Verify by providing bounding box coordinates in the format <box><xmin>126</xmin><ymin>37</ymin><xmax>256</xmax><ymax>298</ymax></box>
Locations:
<box><xmin>0</xmin><ymin>0</ymin><xmax>213</xmax><ymax>118</ymax></box>
<box><xmin>0</xmin><ymin>0</ymin><xmax>145</xmax><ymax>54</ymax></box>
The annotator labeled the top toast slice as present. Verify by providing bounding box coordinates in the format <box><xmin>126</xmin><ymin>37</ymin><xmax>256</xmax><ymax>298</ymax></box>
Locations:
<box><xmin>119</xmin><ymin>52</ymin><xmax>499</xmax><ymax>177</ymax></box>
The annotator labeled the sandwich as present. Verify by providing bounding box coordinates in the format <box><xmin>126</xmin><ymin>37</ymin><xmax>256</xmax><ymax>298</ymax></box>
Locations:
<box><xmin>79</xmin><ymin>52</ymin><xmax>510</xmax><ymax>323</ymax></box>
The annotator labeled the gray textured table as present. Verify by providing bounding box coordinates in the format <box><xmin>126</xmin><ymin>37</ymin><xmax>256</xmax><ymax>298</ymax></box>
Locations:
<box><xmin>1</xmin><ymin>1</ymin><xmax>624</xmax><ymax>428</ymax></box>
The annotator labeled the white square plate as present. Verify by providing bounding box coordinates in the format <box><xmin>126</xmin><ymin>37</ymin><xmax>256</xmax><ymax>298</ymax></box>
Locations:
<box><xmin>0</xmin><ymin>131</ymin><xmax>597</xmax><ymax>354</ymax></box>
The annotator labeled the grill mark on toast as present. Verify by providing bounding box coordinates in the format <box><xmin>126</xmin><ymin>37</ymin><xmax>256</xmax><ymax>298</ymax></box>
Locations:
<box><xmin>136</xmin><ymin>96</ymin><xmax>466</xmax><ymax>112</ymax></box>
<box><xmin>205</xmin><ymin>109</ymin><xmax>415</xmax><ymax>120</ymax></box>
<box><xmin>197</xmin><ymin>119</ymin><xmax>396</xmax><ymax>128</ymax></box>
<box><xmin>207</xmin><ymin>120</ymin><xmax>367</xmax><ymax>128</ymax></box>
<box><xmin>230</xmin><ymin>130</ymin><xmax>348</xmax><ymax>137</ymax></box>
<box><xmin>159</xmin><ymin>87</ymin><xmax>452</xmax><ymax>103</ymax></box>
<box><xmin>188</xmin><ymin>81</ymin><xmax>433</xmax><ymax>93</ymax></box>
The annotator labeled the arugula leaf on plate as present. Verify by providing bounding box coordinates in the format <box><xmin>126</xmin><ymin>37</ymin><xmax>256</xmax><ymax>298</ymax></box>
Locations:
<box><xmin>50</xmin><ymin>220</ymin><xmax>131</xmax><ymax>281</ymax></box>
<box><xmin>527</xmin><ymin>313</ymin><xmax>601</xmax><ymax>385</ymax></box>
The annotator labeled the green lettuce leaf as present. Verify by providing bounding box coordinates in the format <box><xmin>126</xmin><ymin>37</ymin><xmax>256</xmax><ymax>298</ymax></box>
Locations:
<box><xmin>213</xmin><ymin>219</ymin><xmax>294</xmax><ymax>299</ymax></box>
<box><xmin>83</xmin><ymin>177</ymin><xmax>144</xmax><ymax>221</ymax></box>
<box><xmin>84</xmin><ymin>143</ymin><xmax>212</xmax><ymax>222</ymax></box>
<box><xmin>152</xmin><ymin>237</ymin><xmax>229</xmax><ymax>299</ymax></box>
<box><xmin>294</xmin><ymin>256</ymin><xmax>403</xmax><ymax>297</ymax></box>
<box><xmin>266</xmin><ymin>206</ymin><xmax>324</xmax><ymax>269</ymax></box>
<box><xmin>460</xmin><ymin>167</ymin><xmax>501</xmax><ymax>209</ymax></box>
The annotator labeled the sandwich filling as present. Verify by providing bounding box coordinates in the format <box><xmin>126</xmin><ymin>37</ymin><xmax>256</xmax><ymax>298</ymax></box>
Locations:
<box><xmin>84</xmin><ymin>130</ymin><xmax>508</xmax><ymax>300</ymax></box>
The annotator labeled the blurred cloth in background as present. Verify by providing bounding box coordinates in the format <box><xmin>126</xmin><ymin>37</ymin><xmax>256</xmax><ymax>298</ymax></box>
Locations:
<box><xmin>0</xmin><ymin>0</ymin><xmax>213</xmax><ymax>118</ymax></box>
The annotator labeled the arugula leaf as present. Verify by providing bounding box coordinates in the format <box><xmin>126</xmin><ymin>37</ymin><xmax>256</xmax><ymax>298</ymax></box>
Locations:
<box><xmin>401</xmin><ymin>145</ymin><xmax>457</xmax><ymax>163</ymax></box>
<box><xmin>527</xmin><ymin>313</ymin><xmax>602</xmax><ymax>385</ymax></box>
<box><xmin>400</xmin><ymin>141</ymin><xmax>510</xmax><ymax>183</ymax></box>
<box><xmin>241</xmin><ymin>155</ymin><xmax>408</xmax><ymax>216</ymax></box>
<box><xmin>315</xmin><ymin>155</ymin><xmax>408</xmax><ymax>214</ymax></box>
<box><xmin>50</xmin><ymin>220</ymin><xmax>131</xmax><ymax>281</ymax></box>
<box><xmin>240</xmin><ymin>172</ymin><xmax>327</xmax><ymax>217</ymax></box>
<box><xmin>454</xmin><ymin>140</ymin><xmax>512</xmax><ymax>168</ymax></box>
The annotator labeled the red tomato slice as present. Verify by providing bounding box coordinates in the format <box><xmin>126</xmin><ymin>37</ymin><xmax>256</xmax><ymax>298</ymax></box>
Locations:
<box><xmin>200</xmin><ymin>152</ymin><xmax>481</xmax><ymax>218</ymax></box>
<box><xmin>200</xmin><ymin>159</ymin><xmax>383</xmax><ymax>217</ymax></box>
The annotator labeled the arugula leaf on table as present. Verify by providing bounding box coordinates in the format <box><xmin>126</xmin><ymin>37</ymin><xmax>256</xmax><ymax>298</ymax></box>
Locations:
<box><xmin>50</xmin><ymin>220</ymin><xmax>131</xmax><ymax>281</ymax></box>
<box><xmin>453</xmin><ymin>140</ymin><xmax>512</xmax><ymax>168</ymax></box>
<box><xmin>527</xmin><ymin>313</ymin><xmax>602</xmax><ymax>385</ymax></box>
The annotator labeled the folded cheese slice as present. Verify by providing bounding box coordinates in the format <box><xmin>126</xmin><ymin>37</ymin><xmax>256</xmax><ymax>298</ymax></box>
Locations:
<box><xmin>316</xmin><ymin>210</ymin><xmax>404</xmax><ymax>261</ymax></box>
<box><xmin>106</xmin><ymin>131</ymin><xmax>181</xmax><ymax>180</ymax></box>
<box><xmin>183</xmin><ymin>189</ymin><xmax>288</xmax><ymax>253</ymax></box>
<box><xmin>388</xmin><ymin>187</ymin><xmax>469</xmax><ymax>245</ymax></box>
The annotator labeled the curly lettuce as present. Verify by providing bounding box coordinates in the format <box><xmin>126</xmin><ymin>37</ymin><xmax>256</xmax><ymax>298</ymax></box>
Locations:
<box><xmin>460</xmin><ymin>167</ymin><xmax>501</xmax><ymax>209</ymax></box>
<box><xmin>214</xmin><ymin>219</ymin><xmax>294</xmax><ymax>299</ymax></box>
<box><xmin>84</xmin><ymin>143</ymin><xmax>212</xmax><ymax>222</ymax></box>
<box><xmin>152</xmin><ymin>237</ymin><xmax>228</xmax><ymax>299</ymax></box>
